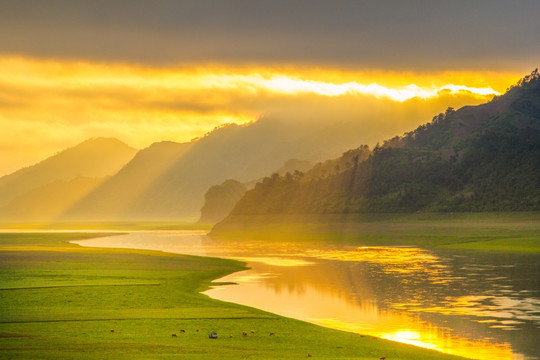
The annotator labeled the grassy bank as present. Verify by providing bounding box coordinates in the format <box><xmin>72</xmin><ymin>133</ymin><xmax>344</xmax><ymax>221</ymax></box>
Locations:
<box><xmin>211</xmin><ymin>212</ymin><xmax>540</xmax><ymax>253</ymax></box>
<box><xmin>0</xmin><ymin>232</ymin><xmax>465</xmax><ymax>359</ymax></box>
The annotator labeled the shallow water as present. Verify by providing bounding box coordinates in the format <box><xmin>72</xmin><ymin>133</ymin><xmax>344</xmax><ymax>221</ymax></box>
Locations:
<box><xmin>74</xmin><ymin>230</ymin><xmax>540</xmax><ymax>360</ymax></box>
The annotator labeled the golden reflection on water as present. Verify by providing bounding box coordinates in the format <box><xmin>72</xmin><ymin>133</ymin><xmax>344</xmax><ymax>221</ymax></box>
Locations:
<box><xmin>229</xmin><ymin>256</ymin><xmax>315</xmax><ymax>267</ymax></box>
<box><xmin>305</xmin><ymin>246</ymin><xmax>449</xmax><ymax>276</ymax></box>
<box><xmin>207</xmin><ymin>265</ymin><xmax>518</xmax><ymax>360</ymax></box>
<box><xmin>382</xmin><ymin>329</ymin><xmax>438</xmax><ymax>349</ymax></box>
<box><xmin>380</xmin><ymin>329</ymin><xmax>515</xmax><ymax>359</ymax></box>
<box><xmin>205</xmin><ymin>247</ymin><xmax>522</xmax><ymax>360</ymax></box>
<box><xmin>207</xmin><ymin>265</ymin><xmax>518</xmax><ymax>359</ymax></box>
<box><xmin>74</xmin><ymin>231</ymin><xmax>537</xmax><ymax>360</ymax></box>
<box><xmin>414</xmin><ymin>295</ymin><xmax>540</xmax><ymax>329</ymax></box>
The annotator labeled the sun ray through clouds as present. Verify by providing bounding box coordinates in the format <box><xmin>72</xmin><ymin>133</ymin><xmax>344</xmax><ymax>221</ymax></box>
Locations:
<box><xmin>0</xmin><ymin>56</ymin><xmax>522</xmax><ymax>176</ymax></box>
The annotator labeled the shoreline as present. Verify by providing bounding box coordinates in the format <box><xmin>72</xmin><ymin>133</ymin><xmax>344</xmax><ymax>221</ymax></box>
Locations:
<box><xmin>71</xmin><ymin>228</ymin><xmax>540</xmax><ymax>359</ymax></box>
<box><xmin>73</xmin><ymin>231</ymin><xmax>486</xmax><ymax>355</ymax></box>
<box><xmin>1</xmin><ymin>230</ymin><xmax>467</xmax><ymax>359</ymax></box>
<box><xmin>211</xmin><ymin>212</ymin><xmax>540</xmax><ymax>253</ymax></box>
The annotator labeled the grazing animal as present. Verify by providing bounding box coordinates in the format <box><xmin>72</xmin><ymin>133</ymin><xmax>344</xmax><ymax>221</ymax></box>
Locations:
<box><xmin>269</xmin><ymin>332</ymin><xmax>275</xmax><ymax>336</ymax></box>
<box><xmin>180</xmin><ymin>329</ymin><xmax>185</xmax><ymax>333</ymax></box>
<box><xmin>250</xmin><ymin>330</ymin><xmax>255</xmax><ymax>334</ymax></box>
<box><xmin>308</xmin><ymin>353</ymin><xmax>312</xmax><ymax>357</ymax></box>
<box><xmin>110</xmin><ymin>329</ymin><xmax>114</xmax><ymax>333</ymax></box>
<box><xmin>172</xmin><ymin>333</ymin><xmax>177</xmax><ymax>337</ymax></box>
<box><xmin>196</xmin><ymin>328</ymin><xmax>199</xmax><ymax>332</ymax></box>
<box><xmin>242</xmin><ymin>331</ymin><xmax>247</xmax><ymax>336</ymax></box>
<box><xmin>229</xmin><ymin>335</ymin><xmax>233</xmax><ymax>338</ymax></box>
<box><xmin>379</xmin><ymin>357</ymin><xmax>386</xmax><ymax>360</ymax></box>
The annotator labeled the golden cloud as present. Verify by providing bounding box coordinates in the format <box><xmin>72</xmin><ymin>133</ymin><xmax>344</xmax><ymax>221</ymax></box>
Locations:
<box><xmin>0</xmin><ymin>56</ymin><xmax>522</xmax><ymax>176</ymax></box>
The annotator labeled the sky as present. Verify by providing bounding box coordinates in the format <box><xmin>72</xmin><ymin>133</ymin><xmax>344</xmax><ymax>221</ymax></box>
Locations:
<box><xmin>1</xmin><ymin>0</ymin><xmax>539</xmax><ymax>176</ymax></box>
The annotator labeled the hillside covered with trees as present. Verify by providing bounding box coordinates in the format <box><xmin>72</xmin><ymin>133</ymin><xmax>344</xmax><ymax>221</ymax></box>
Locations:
<box><xmin>198</xmin><ymin>179</ymin><xmax>248</xmax><ymax>223</ymax></box>
<box><xmin>226</xmin><ymin>70</ymin><xmax>540</xmax><ymax>216</ymax></box>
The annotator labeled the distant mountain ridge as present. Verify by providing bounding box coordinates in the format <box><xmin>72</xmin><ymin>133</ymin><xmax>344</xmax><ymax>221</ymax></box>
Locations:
<box><xmin>4</xmin><ymin>72</ymin><xmax>537</xmax><ymax>223</ymax></box>
<box><xmin>57</xmin><ymin>118</ymin><xmax>380</xmax><ymax>221</ymax></box>
<box><xmin>198</xmin><ymin>179</ymin><xmax>248</xmax><ymax>223</ymax></box>
<box><xmin>0</xmin><ymin>177</ymin><xmax>105</xmax><ymax>221</ymax></box>
<box><xmin>1</xmin><ymin>116</ymin><xmax>377</xmax><ymax>222</ymax></box>
<box><xmin>221</xmin><ymin>69</ymin><xmax>540</xmax><ymax>219</ymax></box>
<box><xmin>61</xmin><ymin>140</ymin><xmax>193</xmax><ymax>221</ymax></box>
<box><xmin>0</xmin><ymin>138</ymin><xmax>137</xmax><ymax>220</ymax></box>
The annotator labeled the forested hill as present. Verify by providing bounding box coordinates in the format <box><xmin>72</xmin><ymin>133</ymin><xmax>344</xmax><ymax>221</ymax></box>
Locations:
<box><xmin>226</xmin><ymin>70</ymin><xmax>540</xmax><ymax>216</ymax></box>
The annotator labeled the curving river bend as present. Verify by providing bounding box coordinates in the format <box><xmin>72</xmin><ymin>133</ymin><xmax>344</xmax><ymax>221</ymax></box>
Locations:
<box><xmin>73</xmin><ymin>230</ymin><xmax>540</xmax><ymax>360</ymax></box>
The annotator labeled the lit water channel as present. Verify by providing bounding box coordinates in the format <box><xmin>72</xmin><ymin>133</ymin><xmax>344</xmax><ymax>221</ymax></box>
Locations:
<box><xmin>74</xmin><ymin>230</ymin><xmax>540</xmax><ymax>360</ymax></box>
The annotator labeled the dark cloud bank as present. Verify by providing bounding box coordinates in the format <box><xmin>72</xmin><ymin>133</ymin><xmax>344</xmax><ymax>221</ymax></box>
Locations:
<box><xmin>1</xmin><ymin>0</ymin><xmax>539</xmax><ymax>70</ymax></box>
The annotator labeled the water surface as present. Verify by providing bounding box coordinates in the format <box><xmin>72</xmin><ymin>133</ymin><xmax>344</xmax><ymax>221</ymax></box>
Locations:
<box><xmin>74</xmin><ymin>230</ymin><xmax>540</xmax><ymax>360</ymax></box>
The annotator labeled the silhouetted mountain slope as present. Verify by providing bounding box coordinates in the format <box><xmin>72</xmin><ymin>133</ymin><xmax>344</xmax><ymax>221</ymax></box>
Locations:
<box><xmin>275</xmin><ymin>159</ymin><xmax>314</xmax><ymax>176</ymax></box>
<box><xmin>198</xmin><ymin>179</ymin><xmax>247</xmax><ymax>223</ymax></box>
<box><xmin>224</xmin><ymin>70</ymin><xmax>540</xmax><ymax>217</ymax></box>
<box><xmin>61</xmin><ymin>141</ymin><xmax>192</xmax><ymax>220</ymax></box>
<box><xmin>0</xmin><ymin>138</ymin><xmax>137</xmax><ymax>210</ymax></box>
<box><xmin>0</xmin><ymin>177</ymin><xmax>104</xmax><ymax>221</ymax></box>
<box><xmin>61</xmin><ymin>118</ymin><xmax>374</xmax><ymax>221</ymax></box>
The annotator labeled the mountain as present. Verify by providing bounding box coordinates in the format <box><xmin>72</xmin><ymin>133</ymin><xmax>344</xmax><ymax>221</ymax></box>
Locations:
<box><xmin>198</xmin><ymin>179</ymin><xmax>248</xmax><ymax>223</ymax></box>
<box><xmin>60</xmin><ymin>117</ymin><xmax>376</xmax><ymax>221</ymax></box>
<box><xmin>0</xmin><ymin>177</ymin><xmax>104</xmax><ymax>221</ymax></box>
<box><xmin>198</xmin><ymin>158</ymin><xmax>319</xmax><ymax>224</ymax></box>
<box><xmin>220</xmin><ymin>69</ymin><xmax>540</xmax><ymax>219</ymax></box>
<box><xmin>0</xmin><ymin>138</ymin><xmax>137</xmax><ymax>220</ymax></box>
<box><xmin>60</xmin><ymin>141</ymin><xmax>193</xmax><ymax>221</ymax></box>
<box><xmin>8</xmin><ymin>72</ymin><xmax>535</xmax><ymax>223</ymax></box>
<box><xmin>275</xmin><ymin>159</ymin><xmax>314</xmax><ymax>176</ymax></box>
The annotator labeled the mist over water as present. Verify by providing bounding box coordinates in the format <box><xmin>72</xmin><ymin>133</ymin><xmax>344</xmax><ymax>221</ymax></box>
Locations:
<box><xmin>75</xmin><ymin>230</ymin><xmax>540</xmax><ymax>360</ymax></box>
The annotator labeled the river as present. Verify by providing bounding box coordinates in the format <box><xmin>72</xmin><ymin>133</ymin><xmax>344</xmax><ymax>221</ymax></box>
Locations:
<box><xmin>73</xmin><ymin>230</ymin><xmax>540</xmax><ymax>360</ymax></box>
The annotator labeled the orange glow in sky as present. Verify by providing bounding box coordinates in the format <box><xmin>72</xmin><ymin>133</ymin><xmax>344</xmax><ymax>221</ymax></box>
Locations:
<box><xmin>0</xmin><ymin>56</ymin><xmax>523</xmax><ymax>176</ymax></box>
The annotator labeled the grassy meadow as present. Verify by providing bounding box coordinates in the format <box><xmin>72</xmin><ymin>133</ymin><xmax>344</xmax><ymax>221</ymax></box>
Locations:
<box><xmin>0</xmin><ymin>232</ymin><xmax>466</xmax><ymax>359</ymax></box>
<box><xmin>212</xmin><ymin>212</ymin><xmax>540</xmax><ymax>253</ymax></box>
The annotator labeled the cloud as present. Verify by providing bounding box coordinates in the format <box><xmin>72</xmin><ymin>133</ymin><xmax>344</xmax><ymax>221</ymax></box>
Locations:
<box><xmin>0</xmin><ymin>56</ymin><xmax>523</xmax><ymax>176</ymax></box>
<box><xmin>1</xmin><ymin>1</ymin><xmax>539</xmax><ymax>70</ymax></box>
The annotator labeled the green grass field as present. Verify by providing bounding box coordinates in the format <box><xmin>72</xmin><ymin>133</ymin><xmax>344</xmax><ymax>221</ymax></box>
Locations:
<box><xmin>211</xmin><ymin>212</ymin><xmax>540</xmax><ymax>253</ymax></box>
<box><xmin>0</xmin><ymin>232</ymin><xmax>466</xmax><ymax>359</ymax></box>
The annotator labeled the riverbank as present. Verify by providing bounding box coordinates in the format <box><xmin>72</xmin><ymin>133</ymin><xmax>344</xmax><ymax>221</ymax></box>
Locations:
<box><xmin>0</xmin><ymin>232</ymin><xmax>465</xmax><ymax>359</ymax></box>
<box><xmin>211</xmin><ymin>212</ymin><xmax>540</xmax><ymax>253</ymax></box>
